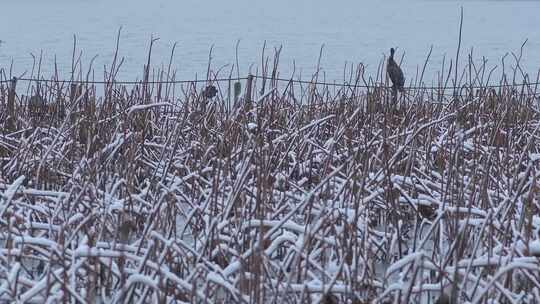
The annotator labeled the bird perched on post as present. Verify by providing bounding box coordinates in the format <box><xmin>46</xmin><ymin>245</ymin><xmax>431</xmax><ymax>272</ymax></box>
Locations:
<box><xmin>387</xmin><ymin>47</ymin><xmax>405</xmax><ymax>97</ymax></box>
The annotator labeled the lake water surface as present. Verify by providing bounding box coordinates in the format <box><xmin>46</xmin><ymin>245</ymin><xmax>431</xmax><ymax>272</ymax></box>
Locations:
<box><xmin>1</xmin><ymin>0</ymin><xmax>539</xmax><ymax>84</ymax></box>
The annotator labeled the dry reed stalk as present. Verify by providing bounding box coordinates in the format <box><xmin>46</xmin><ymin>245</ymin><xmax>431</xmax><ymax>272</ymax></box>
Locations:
<box><xmin>0</xmin><ymin>41</ymin><xmax>540</xmax><ymax>303</ymax></box>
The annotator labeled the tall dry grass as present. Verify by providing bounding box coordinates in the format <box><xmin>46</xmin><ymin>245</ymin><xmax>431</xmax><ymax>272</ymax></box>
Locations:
<box><xmin>1</xmin><ymin>41</ymin><xmax>540</xmax><ymax>303</ymax></box>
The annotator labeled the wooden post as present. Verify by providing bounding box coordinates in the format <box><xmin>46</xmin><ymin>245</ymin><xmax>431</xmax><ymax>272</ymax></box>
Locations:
<box><xmin>70</xmin><ymin>83</ymin><xmax>78</xmax><ymax>103</ymax></box>
<box><xmin>245</xmin><ymin>74</ymin><xmax>254</xmax><ymax>104</ymax></box>
<box><xmin>7</xmin><ymin>77</ymin><xmax>17</xmax><ymax>131</ymax></box>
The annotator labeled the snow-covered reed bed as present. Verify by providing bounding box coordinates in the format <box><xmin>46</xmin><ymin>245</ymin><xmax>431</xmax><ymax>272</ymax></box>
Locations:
<box><xmin>1</xmin><ymin>49</ymin><xmax>540</xmax><ymax>303</ymax></box>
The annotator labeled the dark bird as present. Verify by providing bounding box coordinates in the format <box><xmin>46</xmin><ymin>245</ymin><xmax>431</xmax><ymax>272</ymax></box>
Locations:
<box><xmin>387</xmin><ymin>48</ymin><xmax>405</xmax><ymax>93</ymax></box>
<box><xmin>118</xmin><ymin>220</ymin><xmax>136</xmax><ymax>244</ymax></box>
<box><xmin>203</xmin><ymin>85</ymin><xmax>218</xmax><ymax>99</ymax></box>
<box><xmin>320</xmin><ymin>293</ymin><xmax>338</xmax><ymax>304</ymax></box>
<box><xmin>435</xmin><ymin>293</ymin><xmax>451</xmax><ymax>304</ymax></box>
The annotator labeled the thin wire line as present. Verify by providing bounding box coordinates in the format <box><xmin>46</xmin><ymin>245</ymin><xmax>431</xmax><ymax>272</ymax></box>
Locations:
<box><xmin>0</xmin><ymin>76</ymin><xmax>249</xmax><ymax>85</ymax></box>
<box><xmin>1</xmin><ymin>74</ymin><xmax>539</xmax><ymax>93</ymax></box>
<box><xmin>251</xmin><ymin>75</ymin><xmax>540</xmax><ymax>90</ymax></box>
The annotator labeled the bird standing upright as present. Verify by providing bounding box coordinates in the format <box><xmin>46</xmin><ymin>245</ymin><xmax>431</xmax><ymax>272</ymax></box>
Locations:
<box><xmin>387</xmin><ymin>47</ymin><xmax>405</xmax><ymax>100</ymax></box>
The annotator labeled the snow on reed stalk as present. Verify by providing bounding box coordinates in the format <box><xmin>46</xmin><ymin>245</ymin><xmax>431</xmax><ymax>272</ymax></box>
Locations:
<box><xmin>1</xmin><ymin>43</ymin><xmax>540</xmax><ymax>303</ymax></box>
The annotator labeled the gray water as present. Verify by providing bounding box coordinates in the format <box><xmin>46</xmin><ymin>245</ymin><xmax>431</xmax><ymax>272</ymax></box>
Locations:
<box><xmin>1</xmin><ymin>0</ymin><xmax>539</xmax><ymax>84</ymax></box>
